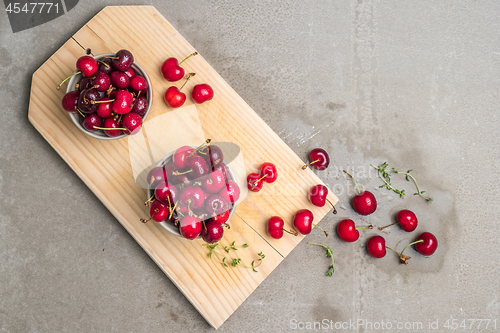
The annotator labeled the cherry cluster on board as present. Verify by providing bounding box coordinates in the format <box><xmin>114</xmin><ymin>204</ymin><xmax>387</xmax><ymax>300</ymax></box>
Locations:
<box><xmin>161</xmin><ymin>52</ymin><xmax>214</xmax><ymax>108</ymax></box>
<box><xmin>141</xmin><ymin>141</ymin><xmax>241</xmax><ymax>244</ymax></box>
<box><xmin>58</xmin><ymin>50</ymin><xmax>148</xmax><ymax>137</ymax></box>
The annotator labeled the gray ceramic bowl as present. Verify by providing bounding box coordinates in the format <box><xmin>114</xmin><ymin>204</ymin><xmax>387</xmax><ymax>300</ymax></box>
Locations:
<box><xmin>148</xmin><ymin>148</ymin><xmax>238</xmax><ymax>238</ymax></box>
<box><xmin>65</xmin><ymin>53</ymin><xmax>152</xmax><ymax>140</ymax></box>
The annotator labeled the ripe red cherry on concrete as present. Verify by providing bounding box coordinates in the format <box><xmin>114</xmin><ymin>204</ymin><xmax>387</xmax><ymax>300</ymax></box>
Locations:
<box><xmin>380</xmin><ymin>209</ymin><xmax>418</xmax><ymax>232</ymax></box>
<box><xmin>192</xmin><ymin>83</ymin><xmax>214</xmax><ymax>104</ymax></box>
<box><xmin>293</xmin><ymin>209</ymin><xmax>328</xmax><ymax>237</ymax></box>
<box><xmin>111</xmin><ymin>90</ymin><xmax>134</xmax><ymax>115</ymax></box>
<box><xmin>62</xmin><ymin>91</ymin><xmax>80</xmax><ymax>112</ymax></box>
<box><xmin>344</xmin><ymin>170</ymin><xmax>377</xmax><ymax>216</ymax></box>
<box><xmin>336</xmin><ymin>219</ymin><xmax>373</xmax><ymax>242</ymax></box>
<box><xmin>122</xmin><ymin>112</ymin><xmax>143</xmax><ymax>135</ymax></box>
<box><xmin>179</xmin><ymin>215</ymin><xmax>202</xmax><ymax>240</ymax></box>
<box><xmin>259</xmin><ymin>162</ymin><xmax>278</xmax><ymax>183</ymax></box>
<box><xmin>247</xmin><ymin>173</ymin><xmax>264</xmax><ymax>192</ymax></box>
<box><xmin>267</xmin><ymin>216</ymin><xmax>297</xmax><ymax>239</ymax></box>
<box><xmin>302</xmin><ymin>148</ymin><xmax>330</xmax><ymax>170</ymax></box>
<box><xmin>414</xmin><ymin>232</ymin><xmax>438</xmax><ymax>256</ymax></box>
<box><xmin>366</xmin><ymin>235</ymin><xmax>386</xmax><ymax>258</ymax></box>
<box><xmin>201</xmin><ymin>220</ymin><xmax>224</xmax><ymax>243</ymax></box>
<box><xmin>161</xmin><ymin>52</ymin><xmax>198</xmax><ymax>82</ymax></box>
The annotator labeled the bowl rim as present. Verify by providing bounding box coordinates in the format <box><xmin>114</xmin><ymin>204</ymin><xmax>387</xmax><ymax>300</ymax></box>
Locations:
<box><xmin>147</xmin><ymin>148</ymin><xmax>238</xmax><ymax>238</ymax></box>
<box><xmin>65</xmin><ymin>53</ymin><xmax>153</xmax><ymax>140</ymax></box>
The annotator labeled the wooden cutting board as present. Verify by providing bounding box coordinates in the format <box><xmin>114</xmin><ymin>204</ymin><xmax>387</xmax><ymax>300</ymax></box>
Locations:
<box><xmin>28</xmin><ymin>6</ymin><xmax>338</xmax><ymax>329</ymax></box>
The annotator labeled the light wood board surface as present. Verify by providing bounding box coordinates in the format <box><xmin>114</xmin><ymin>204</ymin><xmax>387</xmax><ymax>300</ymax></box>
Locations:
<box><xmin>28</xmin><ymin>6</ymin><xmax>338</xmax><ymax>329</ymax></box>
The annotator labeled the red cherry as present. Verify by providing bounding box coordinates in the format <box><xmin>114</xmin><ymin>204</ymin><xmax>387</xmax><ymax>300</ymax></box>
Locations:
<box><xmin>179</xmin><ymin>215</ymin><xmax>202</xmax><ymax>240</ymax></box>
<box><xmin>223</xmin><ymin>180</ymin><xmax>240</xmax><ymax>204</ymax></box>
<box><xmin>96</xmin><ymin>97</ymin><xmax>113</xmax><ymax>118</ymax></box>
<box><xmin>179</xmin><ymin>186</ymin><xmax>205</xmax><ymax>210</ymax></box>
<box><xmin>61</xmin><ymin>91</ymin><xmax>80</xmax><ymax>112</ymax></box>
<box><xmin>173</xmin><ymin>146</ymin><xmax>195</xmax><ymax>169</ymax></box>
<box><xmin>82</xmin><ymin>113</ymin><xmax>102</xmax><ymax>132</ymax></box>
<box><xmin>111</xmin><ymin>90</ymin><xmax>134</xmax><ymax>115</ymax></box>
<box><xmin>302</xmin><ymin>148</ymin><xmax>330</xmax><ymax>170</ymax></box>
<box><xmin>201</xmin><ymin>220</ymin><xmax>224</xmax><ymax>243</ymax></box>
<box><xmin>147</xmin><ymin>167</ymin><xmax>168</xmax><ymax>188</ymax></box>
<box><xmin>77</xmin><ymin>55</ymin><xmax>99</xmax><ymax>78</ymax></box>
<box><xmin>202</xmin><ymin>170</ymin><xmax>226</xmax><ymax>193</ymax></box>
<box><xmin>124</xmin><ymin>67</ymin><xmax>136</xmax><ymax>79</ymax></box>
<box><xmin>205</xmin><ymin>194</ymin><xmax>229</xmax><ymax>216</ymax></box>
<box><xmin>414</xmin><ymin>232</ymin><xmax>438</xmax><ymax>256</ymax></box>
<box><xmin>110</xmin><ymin>49</ymin><xmax>134</xmax><ymax>72</ymax></box>
<box><xmin>131</xmin><ymin>95</ymin><xmax>148</xmax><ymax>117</ymax></box>
<box><xmin>212</xmin><ymin>210</ymin><xmax>230</xmax><ymax>224</ymax></box>
<box><xmin>100</xmin><ymin>117</ymin><xmax>123</xmax><ymax>137</ymax></box>
<box><xmin>344</xmin><ymin>170</ymin><xmax>377</xmax><ymax>215</ymax></box>
<box><xmin>293</xmin><ymin>209</ymin><xmax>328</xmax><ymax>237</ymax></box>
<box><xmin>121</xmin><ymin>112</ymin><xmax>143</xmax><ymax>135</ymax></box>
<box><xmin>130</xmin><ymin>76</ymin><xmax>148</xmax><ymax>92</ymax></box>
<box><xmin>164</xmin><ymin>74</ymin><xmax>195</xmax><ymax>108</ymax></box>
<box><xmin>140</xmin><ymin>199</ymin><xmax>169</xmax><ymax>223</ymax></box>
<box><xmin>110</xmin><ymin>71</ymin><xmax>130</xmax><ymax>90</ymax></box>
<box><xmin>247</xmin><ymin>173</ymin><xmax>264</xmax><ymax>192</ymax></box>
<box><xmin>161</xmin><ymin>52</ymin><xmax>198</xmax><ymax>82</ymax></box>
<box><xmin>155</xmin><ymin>181</ymin><xmax>178</xmax><ymax>206</ymax></box>
<box><xmin>98</xmin><ymin>58</ymin><xmax>113</xmax><ymax>75</ymax></box>
<box><xmin>267</xmin><ymin>216</ymin><xmax>297</xmax><ymax>239</ymax></box>
<box><xmin>366</xmin><ymin>235</ymin><xmax>386</xmax><ymax>258</ymax></box>
<box><xmin>336</xmin><ymin>219</ymin><xmax>373</xmax><ymax>242</ymax></box>
<box><xmin>380</xmin><ymin>209</ymin><xmax>418</xmax><ymax>232</ymax></box>
<box><xmin>259</xmin><ymin>162</ymin><xmax>278</xmax><ymax>183</ymax></box>
<box><xmin>191</xmin><ymin>83</ymin><xmax>214</xmax><ymax>104</ymax></box>
<box><xmin>91</xmin><ymin>71</ymin><xmax>111</xmax><ymax>92</ymax></box>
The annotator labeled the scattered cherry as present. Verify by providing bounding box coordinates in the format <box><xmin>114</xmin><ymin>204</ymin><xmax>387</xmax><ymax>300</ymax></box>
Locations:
<box><xmin>161</xmin><ymin>52</ymin><xmax>198</xmax><ymax>82</ymax></box>
<box><xmin>344</xmin><ymin>170</ymin><xmax>377</xmax><ymax>216</ymax></box>
<box><xmin>192</xmin><ymin>83</ymin><xmax>214</xmax><ymax>104</ymax></box>
<box><xmin>308</xmin><ymin>184</ymin><xmax>337</xmax><ymax>214</ymax></box>
<box><xmin>247</xmin><ymin>173</ymin><xmax>264</xmax><ymax>192</ymax></box>
<box><xmin>164</xmin><ymin>73</ymin><xmax>195</xmax><ymax>108</ymax></box>
<box><xmin>414</xmin><ymin>232</ymin><xmax>438</xmax><ymax>256</ymax></box>
<box><xmin>336</xmin><ymin>219</ymin><xmax>373</xmax><ymax>242</ymax></box>
<box><xmin>267</xmin><ymin>216</ymin><xmax>297</xmax><ymax>239</ymax></box>
<box><xmin>293</xmin><ymin>209</ymin><xmax>328</xmax><ymax>237</ymax></box>
<box><xmin>379</xmin><ymin>209</ymin><xmax>418</xmax><ymax>232</ymax></box>
<box><xmin>302</xmin><ymin>148</ymin><xmax>330</xmax><ymax>170</ymax></box>
<box><xmin>259</xmin><ymin>162</ymin><xmax>278</xmax><ymax>183</ymax></box>
<box><xmin>366</xmin><ymin>235</ymin><xmax>386</xmax><ymax>258</ymax></box>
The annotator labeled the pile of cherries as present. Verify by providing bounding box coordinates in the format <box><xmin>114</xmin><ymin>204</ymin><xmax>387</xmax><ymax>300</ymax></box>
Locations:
<box><xmin>58</xmin><ymin>49</ymin><xmax>148</xmax><ymax>137</ymax></box>
<box><xmin>161</xmin><ymin>52</ymin><xmax>214</xmax><ymax>108</ymax></box>
<box><xmin>141</xmin><ymin>141</ymin><xmax>241</xmax><ymax>243</ymax></box>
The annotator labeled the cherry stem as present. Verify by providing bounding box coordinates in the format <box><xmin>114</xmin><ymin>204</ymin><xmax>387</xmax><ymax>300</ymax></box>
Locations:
<box><xmin>188</xmin><ymin>138</ymin><xmax>212</xmax><ymax>158</ymax></box>
<box><xmin>90</xmin><ymin>99</ymin><xmax>115</xmax><ymax>104</ymax></box>
<box><xmin>76</xmin><ymin>108</ymin><xmax>85</xmax><ymax>117</ymax></box>
<box><xmin>302</xmin><ymin>158</ymin><xmax>320</xmax><ymax>170</ymax></box>
<box><xmin>312</xmin><ymin>223</ymin><xmax>329</xmax><ymax>237</ymax></box>
<box><xmin>343</xmin><ymin>170</ymin><xmax>361</xmax><ymax>194</ymax></box>
<box><xmin>355</xmin><ymin>225</ymin><xmax>373</xmax><ymax>230</ymax></box>
<box><xmin>400</xmin><ymin>239</ymin><xmax>424</xmax><ymax>257</ymax></box>
<box><xmin>325</xmin><ymin>198</ymin><xmax>337</xmax><ymax>214</ymax></box>
<box><xmin>57</xmin><ymin>71</ymin><xmax>81</xmax><ymax>90</ymax></box>
<box><xmin>93</xmin><ymin>126</ymin><xmax>127</xmax><ymax>131</ymax></box>
<box><xmin>169</xmin><ymin>201</ymin><xmax>178</xmax><ymax>220</ymax></box>
<box><xmin>178</xmin><ymin>51</ymin><xmax>199</xmax><ymax>65</ymax></box>
<box><xmin>173</xmin><ymin>169</ymin><xmax>193</xmax><ymax>176</ymax></box>
<box><xmin>283</xmin><ymin>228</ymin><xmax>298</xmax><ymax>236</ymax></box>
<box><xmin>249</xmin><ymin>174</ymin><xmax>267</xmax><ymax>189</ymax></box>
<box><xmin>378</xmin><ymin>222</ymin><xmax>398</xmax><ymax>230</ymax></box>
<box><xmin>140</xmin><ymin>208</ymin><xmax>159</xmax><ymax>223</ymax></box>
<box><xmin>144</xmin><ymin>194</ymin><xmax>155</xmax><ymax>206</ymax></box>
<box><xmin>104</xmin><ymin>56</ymin><xmax>119</xmax><ymax>60</ymax></box>
<box><xmin>97</xmin><ymin>60</ymin><xmax>110</xmax><ymax>68</ymax></box>
<box><xmin>179</xmin><ymin>73</ymin><xmax>195</xmax><ymax>92</ymax></box>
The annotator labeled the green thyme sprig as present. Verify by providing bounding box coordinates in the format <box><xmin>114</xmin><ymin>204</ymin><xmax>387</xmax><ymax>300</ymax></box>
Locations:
<box><xmin>370</xmin><ymin>162</ymin><xmax>406</xmax><ymax>198</ymax></box>
<box><xmin>308</xmin><ymin>242</ymin><xmax>335</xmax><ymax>276</ymax></box>
<box><xmin>391</xmin><ymin>168</ymin><xmax>433</xmax><ymax>201</ymax></box>
<box><xmin>204</xmin><ymin>242</ymin><xmax>265</xmax><ymax>272</ymax></box>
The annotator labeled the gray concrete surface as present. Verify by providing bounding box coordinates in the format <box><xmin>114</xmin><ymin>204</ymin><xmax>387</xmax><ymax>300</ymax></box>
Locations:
<box><xmin>1</xmin><ymin>1</ymin><xmax>499</xmax><ymax>332</ymax></box>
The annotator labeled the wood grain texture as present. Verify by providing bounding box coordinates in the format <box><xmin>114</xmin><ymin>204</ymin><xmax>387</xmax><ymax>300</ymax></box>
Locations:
<box><xmin>28</xmin><ymin>6</ymin><xmax>338</xmax><ymax>329</ymax></box>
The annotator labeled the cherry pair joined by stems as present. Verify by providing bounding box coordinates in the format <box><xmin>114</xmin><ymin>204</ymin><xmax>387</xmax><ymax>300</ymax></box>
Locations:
<box><xmin>309</xmin><ymin>184</ymin><xmax>338</xmax><ymax>214</ymax></box>
<box><xmin>164</xmin><ymin>73</ymin><xmax>196</xmax><ymax>108</ymax></box>
<box><xmin>343</xmin><ymin>170</ymin><xmax>377</xmax><ymax>216</ymax></box>
<box><xmin>247</xmin><ymin>162</ymin><xmax>278</xmax><ymax>192</ymax></box>
<box><xmin>302</xmin><ymin>148</ymin><xmax>330</xmax><ymax>171</ymax></box>
<box><xmin>366</xmin><ymin>233</ymin><xmax>438</xmax><ymax>264</ymax></box>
